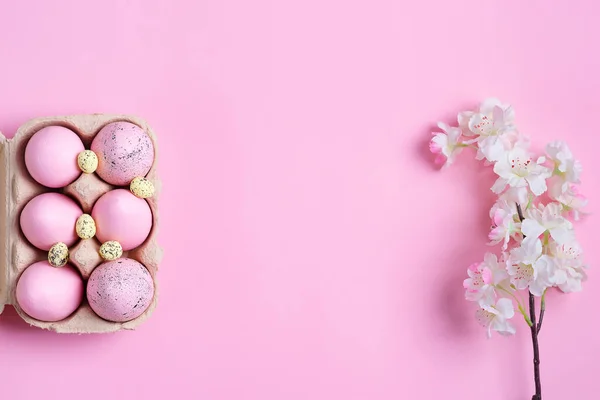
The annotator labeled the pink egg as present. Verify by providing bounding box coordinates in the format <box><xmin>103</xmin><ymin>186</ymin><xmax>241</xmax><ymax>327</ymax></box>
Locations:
<box><xmin>91</xmin><ymin>121</ymin><xmax>154</xmax><ymax>186</ymax></box>
<box><xmin>92</xmin><ymin>189</ymin><xmax>152</xmax><ymax>251</ymax></box>
<box><xmin>25</xmin><ymin>125</ymin><xmax>84</xmax><ymax>188</ymax></box>
<box><xmin>87</xmin><ymin>258</ymin><xmax>154</xmax><ymax>322</ymax></box>
<box><xmin>16</xmin><ymin>261</ymin><xmax>83</xmax><ymax>322</ymax></box>
<box><xmin>20</xmin><ymin>193</ymin><xmax>82</xmax><ymax>250</ymax></box>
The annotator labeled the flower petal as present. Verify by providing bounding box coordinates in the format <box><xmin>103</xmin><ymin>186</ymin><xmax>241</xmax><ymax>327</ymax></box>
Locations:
<box><xmin>479</xmin><ymin>136</ymin><xmax>506</xmax><ymax>162</ymax></box>
<box><xmin>528</xmin><ymin>279</ymin><xmax>547</xmax><ymax>297</ymax></box>
<box><xmin>479</xmin><ymin>98</ymin><xmax>503</xmax><ymax>114</ymax></box>
<box><xmin>550</xmin><ymin>227</ymin><xmax>574</xmax><ymax>244</ymax></box>
<box><xmin>501</xmin><ymin>187</ymin><xmax>529</xmax><ymax>204</ymax></box>
<box><xmin>475</xmin><ymin>309</ymin><xmax>493</xmax><ymax>327</ymax></box>
<box><xmin>494</xmin><ymin>319</ymin><xmax>516</xmax><ymax>336</ymax></box>
<box><xmin>491</xmin><ymin>177</ymin><xmax>508</xmax><ymax>194</ymax></box>
<box><xmin>525</xmin><ymin>174</ymin><xmax>548</xmax><ymax>196</ymax></box>
<box><xmin>521</xmin><ymin>219</ymin><xmax>545</xmax><ymax>240</ymax></box>
<box><xmin>437</xmin><ymin>121</ymin><xmax>450</xmax><ymax>132</ymax></box>
<box><xmin>495</xmin><ymin>298</ymin><xmax>515</xmax><ymax>318</ymax></box>
<box><xmin>458</xmin><ymin>111</ymin><xmax>475</xmax><ymax>135</ymax></box>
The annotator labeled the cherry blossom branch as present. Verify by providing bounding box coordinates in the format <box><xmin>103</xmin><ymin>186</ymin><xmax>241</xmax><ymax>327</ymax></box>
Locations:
<box><xmin>429</xmin><ymin>98</ymin><xmax>589</xmax><ymax>400</ymax></box>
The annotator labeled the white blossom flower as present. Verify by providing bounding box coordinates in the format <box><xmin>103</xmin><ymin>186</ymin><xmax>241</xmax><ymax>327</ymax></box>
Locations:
<box><xmin>488</xmin><ymin>200</ymin><xmax>520</xmax><ymax>249</ymax></box>
<box><xmin>492</xmin><ymin>146</ymin><xmax>550</xmax><ymax>196</ymax></box>
<box><xmin>508</xmin><ymin>239</ymin><xmax>553</xmax><ymax>296</ymax></box>
<box><xmin>475</xmin><ymin>298</ymin><xmax>516</xmax><ymax>338</ymax></box>
<box><xmin>467</xmin><ymin>98</ymin><xmax>516</xmax><ymax>136</ymax></box>
<box><xmin>464</xmin><ymin>253</ymin><xmax>510</xmax><ymax>306</ymax></box>
<box><xmin>461</xmin><ymin>98</ymin><xmax>524</xmax><ymax>162</ymax></box>
<box><xmin>429</xmin><ymin>122</ymin><xmax>463</xmax><ymax>168</ymax></box>
<box><xmin>521</xmin><ymin>202</ymin><xmax>574</xmax><ymax>244</ymax></box>
<box><xmin>548</xmin><ymin>178</ymin><xmax>588</xmax><ymax>221</ymax></box>
<box><xmin>547</xmin><ymin>239</ymin><xmax>588</xmax><ymax>293</ymax></box>
<box><xmin>546</xmin><ymin>141</ymin><xmax>582</xmax><ymax>186</ymax></box>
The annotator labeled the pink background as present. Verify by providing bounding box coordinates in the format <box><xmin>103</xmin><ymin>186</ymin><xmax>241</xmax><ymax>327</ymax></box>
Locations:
<box><xmin>0</xmin><ymin>1</ymin><xmax>598</xmax><ymax>399</ymax></box>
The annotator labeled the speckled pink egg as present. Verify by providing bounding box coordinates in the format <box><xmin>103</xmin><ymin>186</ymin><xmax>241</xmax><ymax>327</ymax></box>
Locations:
<box><xmin>20</xmin><ymin>193</ymin><xmax>82</xmax><ymax>250</ymax></box>
<box><xmin>25</xmin><ymin>126</ymin><xmax>84</xmax><ymax>188</ymax></box>
<box><xmin>87</xmin><ymin>258</ymin><xmax>154</xmax><ymax>322</ymax></box>
<box><xmin>16</xmin><ymin>261</ymin><xmax>83</xmax><ymax>322</ymax></box>
<box><xmin>92</xmin><ymin>189</ymin><xmax>152</xmax><ymax>251</ymax></box>
<box><xmin>91</xmin><ymin>121</ymin><xmax>154</xmax><ymax>186</ymax></box>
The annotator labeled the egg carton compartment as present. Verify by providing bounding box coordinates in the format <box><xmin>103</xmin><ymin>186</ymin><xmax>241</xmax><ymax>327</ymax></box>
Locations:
<box><xmin>0</xmin><ymin>114</ymin><xmax>162</xmax><ymax>333</ymax></box>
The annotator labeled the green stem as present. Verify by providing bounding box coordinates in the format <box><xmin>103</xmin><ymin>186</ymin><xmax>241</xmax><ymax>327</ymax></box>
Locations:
<box><xmin>519</xmin><ymin>304</ymin><xmax>534</xmax><ymax>327</ymax></box>
<box><xmin>537</xmin><ymin>290</ymin><xmax>546</xmax><ymax>333</ymax></box>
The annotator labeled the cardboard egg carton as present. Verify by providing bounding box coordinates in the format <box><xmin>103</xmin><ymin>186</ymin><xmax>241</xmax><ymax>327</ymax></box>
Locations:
<box><xmin>0</xmin><ymin>114</ymin><xmax>162</xmax><ymax>333</ymax></box>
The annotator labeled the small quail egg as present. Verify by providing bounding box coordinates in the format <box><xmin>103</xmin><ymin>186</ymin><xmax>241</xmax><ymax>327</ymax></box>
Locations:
<box><xmin>77</xmin><ymin>150</ymin><xmax>99</xmax><ymax>174</ymax></box>
<box><xmin>130</xmin><ymin>177</ymin><xmax>155</xmax><ymax>199</ymax></box>
<box><xmin>48</xmin><ymin>242</ymin><xmax>69</xmax><ymax>267</ymax></box>
<box><xmin>76</xmin><ymin>214</ymin><xmax>96</xmax><ymax>239</ymax></box>
<box><xmin>99</xmin><ymin>241</ymin><xmax>123</xmax><ymax>261</ymax></box>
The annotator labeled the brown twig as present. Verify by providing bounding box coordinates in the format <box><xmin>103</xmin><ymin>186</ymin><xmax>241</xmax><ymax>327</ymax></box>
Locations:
<box><xmin>529</xmin><ymin>292</ymin><xmax>542</xmax><ymax>400</ymax></box>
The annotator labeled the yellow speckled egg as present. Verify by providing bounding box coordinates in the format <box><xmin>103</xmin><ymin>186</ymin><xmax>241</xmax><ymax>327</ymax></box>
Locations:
<box><xmin>48</xmin><ymin>242</ymin><xmax>69</xmax><ymax>267</ymax></box>
<box><xmin>77</xmin><ymin>150</ymin><xmax>98</xmax><ymax>173</ymax></box>
<box><xmin>99</xmin><ymin>241</ymin><xmax>123</xmax><ymax>261</ymax></box>
<box><xmin>130</xmin><ymin>176</ymin><xmax>155</xmax><ymax>198</ymax></box>
<box><xmin>76</xmin><ymin>214</ymin><xmax>96</xmax><ymax>239</ymax></box>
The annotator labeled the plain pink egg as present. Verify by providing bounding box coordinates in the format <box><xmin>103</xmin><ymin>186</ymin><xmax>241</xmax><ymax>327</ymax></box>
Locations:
<box><xmin>92</xmin><ymin>189</ymin><xmax>152</xmax><ymax>250</ymax></box>
<box><xmin>20</xmin><ymin>193</ymin><xmax>82</xmax><ymax>250</ymax></box>
<box><xmin>25</xmin><ymin>125</ymin><xmax>84</xmax><ymax>188</ymax></box>
<box><xmin>16</xmin><ymin>261</ymin><xmax>83</xmax><ymax>322</ymax></box>
<box><xmin>87</xmin><ymin>258</ymin><xmax>154</xmax><ymax>322</ymax></box>
<box><xmin>91</xmin><ymin>121</ymin><xmax>154</xmax><ymax>186</ymax></box>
